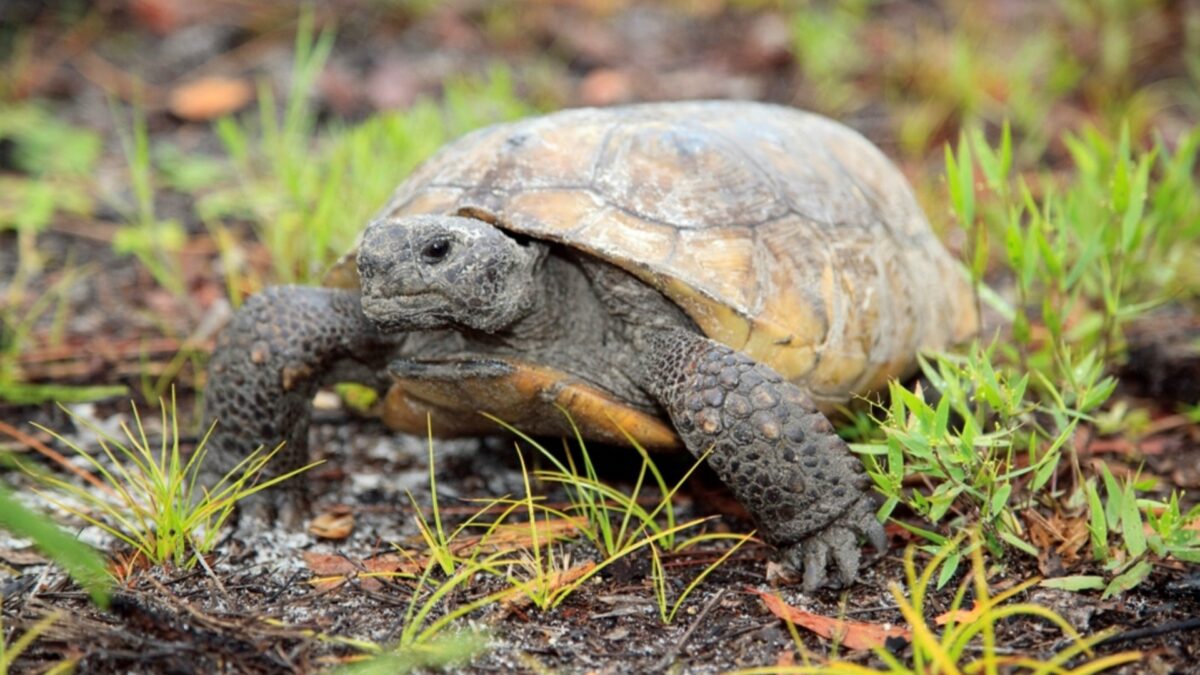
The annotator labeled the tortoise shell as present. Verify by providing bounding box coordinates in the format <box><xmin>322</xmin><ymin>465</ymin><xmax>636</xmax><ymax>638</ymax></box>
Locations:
<box><xmin>329</xmin><ymin>101</ymin><xmax>977</xmax><ymax>433</ymax></box>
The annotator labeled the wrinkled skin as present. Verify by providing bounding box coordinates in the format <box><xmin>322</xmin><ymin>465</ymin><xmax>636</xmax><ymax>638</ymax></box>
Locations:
<box><xmin>205</xmin><ymin>213</ymin><xmax>886</xmax><ymax>591</ymax></box>
<box><xmin>357</xmin><ymin>215</ymin><xmax>546</xmax><ymax>333</ymax></box>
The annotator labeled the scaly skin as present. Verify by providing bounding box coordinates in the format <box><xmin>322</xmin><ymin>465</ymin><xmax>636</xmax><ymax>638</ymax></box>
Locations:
<box><xmin>640</xmin><ymin>327</ymin><xmax>886</xmax><ymax>590</ymax></box>
<box><xmin>203</xmin><ymin>215</ymin><xmax>887</xmax><ymax>589</ymax></box>
<box><xmin>203</xmin><ymin>286</ymin><xmax>396</xmax><ymax>523</ymax></box>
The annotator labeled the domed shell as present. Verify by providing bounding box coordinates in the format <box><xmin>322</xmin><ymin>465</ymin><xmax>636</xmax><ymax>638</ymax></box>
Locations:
<box><xmin>329</xmin><ymin>101</ymin><xmax>978</xmax><ymax>408</ymax></box>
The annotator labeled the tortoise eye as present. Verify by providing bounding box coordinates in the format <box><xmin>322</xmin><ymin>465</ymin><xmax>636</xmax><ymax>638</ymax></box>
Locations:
<box><xmin>421</xmin><ymin>238</ymin><xmax>452</xmax><ymax>263</ymax></box>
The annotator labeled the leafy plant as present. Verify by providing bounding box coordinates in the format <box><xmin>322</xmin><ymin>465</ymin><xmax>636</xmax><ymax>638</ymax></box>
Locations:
<box><xmin>859</xmin><ymin>120</ymin><xmax>1200</xmax><ymax>588</ymax></box>
<box><xmin>344</xmin><ymin>411</ymin><xmax>751</xmax><ymax>637</ymax></box>
<box><xmin>1082</xmin><ymin>465</ymin><xmax>1200</xmax><ymax>598</ymax></box>
<box><xmin>405</xmin><ymin>420</ymin><xmax>527</xmax><ymax>578</ymax></box>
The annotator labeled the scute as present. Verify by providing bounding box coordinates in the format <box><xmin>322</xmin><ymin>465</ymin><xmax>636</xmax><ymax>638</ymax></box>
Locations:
<box><xmin>334</xmin><ymin>101</ymin><xmax>978</xmax><ymax>411</ymax></box>
<box><xmin>593</xmin><ymin>121</ymin><xmax>788</xmax><ymax>229</ymax></box>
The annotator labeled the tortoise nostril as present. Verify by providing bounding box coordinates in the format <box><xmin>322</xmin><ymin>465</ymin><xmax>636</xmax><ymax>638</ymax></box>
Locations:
<box><xmin>422</xmin><ymin>238</ymin><xmax>452</xmax><ymax>263</ymax></box>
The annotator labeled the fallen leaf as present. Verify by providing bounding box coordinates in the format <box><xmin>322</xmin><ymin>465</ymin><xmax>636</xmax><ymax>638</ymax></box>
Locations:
<box><xmin>129</xmin><ymin>0</ymin><xmax>182</xmax><ymax>34</ymax></box>
<box><xmin>750</xmin><ymin>588</ymin><xmax>911</xmax><ymax>651</ymax></box>
<box><xmin>309</xmin><ymin>508</ymin><xmax>354</xmax><ymax>540</ymax></box>
<box><xmin>503</xmin><ymin>560</ymin><xmax>596</xmax><ymax>612</ymax></box>
<box><xmin>448</xmin><ymin>517</ymin><xmax>584</xmax><ymax>556</ymax></box>
<box><xmin>1023</xmin><ymin>509</ymin><xmax>1089</xmax><ymax>572</ymax></box>
<box><xmin>935</xmin><ymin>604</ymin><xmax>985</xmax><ymax>625</ymax></box>
<box><xmin>303</xmin><ymin>552</ymin><xmax>420</xmax><ymax>590</ymax></box>
<box><xmin>168</xmin><ymin>77</ymin><xmax>253</xmax><ymax>121</ymax></box>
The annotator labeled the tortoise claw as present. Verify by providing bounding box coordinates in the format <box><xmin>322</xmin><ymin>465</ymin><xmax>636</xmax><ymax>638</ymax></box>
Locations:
<box><xmin>862</xmin><ymin>511</ymin><xmax>888</xmax><ymax>556</ymax></box>
<box><xmin>782</xmin><ymin>496</ymin><xmax>886</xmax><ymax>591</ymax></box>
<box><xmin>827</xmin><ymin>527</ymin><xmax>861</xmax><ymax>588</ymax></box>
<box><xmin>800</xmin><ymin>538</ymin><xmax>829</xmax><ymax>592</ymax></box>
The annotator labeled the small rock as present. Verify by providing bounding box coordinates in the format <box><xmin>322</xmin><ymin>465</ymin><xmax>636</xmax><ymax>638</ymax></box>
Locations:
<box><xmin>603</xmin><ymin>626</ymin><xmax>629</xmax><ymax>641</ymax></box>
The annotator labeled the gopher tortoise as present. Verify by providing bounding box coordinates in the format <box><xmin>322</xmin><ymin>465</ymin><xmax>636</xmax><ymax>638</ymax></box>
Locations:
<box><xmin>204</xmin><ymin>100</ymin><xmax>977</xmax><ymax>590</ymax></box>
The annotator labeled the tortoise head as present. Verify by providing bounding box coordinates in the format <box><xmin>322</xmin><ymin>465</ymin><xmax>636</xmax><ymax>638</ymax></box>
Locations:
<box><xmin>357</xmin><ymin>214</ymin><xmax>547</xmax><ymax>333</ymax></box>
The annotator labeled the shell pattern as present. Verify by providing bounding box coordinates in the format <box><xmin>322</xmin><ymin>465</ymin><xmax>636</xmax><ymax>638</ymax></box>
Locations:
<box><xmin>331</xmin><ymin>101</ymin><xmax>978</xmax><ymax>408</ymax></box>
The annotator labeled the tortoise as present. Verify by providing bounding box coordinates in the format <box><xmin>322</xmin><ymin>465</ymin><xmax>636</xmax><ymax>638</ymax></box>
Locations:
<box><xmin>204</xmin><ymin>100</ymin><xmax>977</xmax><ymax>590</ymax></box>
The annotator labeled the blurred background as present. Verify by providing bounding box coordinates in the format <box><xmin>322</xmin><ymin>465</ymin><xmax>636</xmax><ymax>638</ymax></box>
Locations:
<box><xmin>0</xmin><ymin>0</ymin><xmax>1197</xmax><ymax>407</ymax></box>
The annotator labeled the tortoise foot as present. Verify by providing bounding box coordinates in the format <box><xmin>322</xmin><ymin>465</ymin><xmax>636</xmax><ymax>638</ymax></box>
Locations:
<box><xmin>640</xmin><ymin>328</ymin><xmax>886</xmax><ymax>590</ymax></box>
<box><xmin>777</xmin><ymin>494</ymin><xmax>887</xmax><ymax>591</ymax></box>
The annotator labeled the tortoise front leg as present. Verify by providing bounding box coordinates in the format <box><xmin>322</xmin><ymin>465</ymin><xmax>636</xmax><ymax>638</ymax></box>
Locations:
<box><xmin>639</xmin><ymin>328</ymin><xmax>886</xmax><ymax>590</ymax></box>
<box><xmin>203</xmin><ymin>286</ymin><xmax>398</xmax><ymax>524</ymax></box>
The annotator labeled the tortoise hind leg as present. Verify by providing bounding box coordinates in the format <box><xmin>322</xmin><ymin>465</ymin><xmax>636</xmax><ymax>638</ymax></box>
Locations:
<box><xmin>203</xmin><ymin>285</ymin><xmax>397</xmax><ymax>524</ymax></box>
<box><xmin>638</xmin><ymin>328</ymin><xmax>886</xmax><ymax>590</ymax></box>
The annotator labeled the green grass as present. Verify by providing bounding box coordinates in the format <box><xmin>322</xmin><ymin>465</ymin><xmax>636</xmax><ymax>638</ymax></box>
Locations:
<box><xmin>192</xmin><ymin>9</ymin><xmax>540</xmax><ymax>295</ymax></box>
<box><xmin>24</xmin><ymin>393</ymin><xmax>318</xmax><ymax>571</ymax></box>
<box><xmin>110</xmin><ymin>94</ymin><xmax>187</xmax><ymax>297</ymax></box>
<box><xmin>488</xmin><ymin>412</ymin><xmax>699</xmax><ymax>556</ymax></box>
<box><xmin>0</xmin><ymin>103</ymin><xmax>119</xmax><ymax>405</ymax></box>
<box><xmin>855</xmin><ymin>120</ymin><xmax>1200</xmax><ymax>590</ymax></box>
<box><xmin>342</xmin><ymin>415</ymin><xmax>752</xmax><ymax>633</ymax></box>
<box><xmin>787</xmin><ymin>0</ymin><xmax>1197</xmax><ymax>160</ymax></box>
<box><xmin>298</xmin><ymin>418</ymin><xmax>754</xmax><ymax>670</ymax></box>
<box><xmin>206</xmin><ymin>63</ymin><xmax>539</xmax><ymax>292</ymax></box>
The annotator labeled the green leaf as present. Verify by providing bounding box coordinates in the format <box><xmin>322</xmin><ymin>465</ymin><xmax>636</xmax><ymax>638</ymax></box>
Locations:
<box><xmin>0</xmin><ymin>383</ymin><xmax>128</xmax><ymax>405</ymax></box>
<box><xmin>1031</xmin><ymin>451</ymin><xmax>1059</xmax><ymax>493</ymax></box>
<box><xmin>1085</xmin><ymin>479</ymin><xmax>1109</xmax><ymax>561</ymax></box>
<box><xmin>1101</xmin><ymin>464</ymin><xmax>1122</xmax><ymax>530</ymax></box>
<box><xmin>945</xmin><ymin>136</ymin><xmax>975</xmax><ymax>228</ymax></box>
<box><xmin>932</xmin><ymin>394</ymin><xmax>951</xmax><ymax>439</ymax></box>
<box><xmin>1121</xmin><ymin>485</ymin><xmax>1147</xmax><ymax>557</ymax></box>
<box><xmin>0</xmin><ymin>486</ymin><xmax>110</xmax><ymax>607</ymax></box>
<box><xmin>989</xmin><ymin>483</ymin><xmax>1012</xmax><ymax>517</ymax></box>
<box><xmin>937</xmin><ymin>550</ymin><xmax>961</xmax><ymax>589</ymax></box>
<box><xmin>1040</xmin><ymin>575</ymin><xmax>1105</xmax><ymax>592</ymax></box>
<box><xmin>893</xmin><ymin>520</ymin><xmax>948</xmax><ymax>545</ymax></box>
<box><xmin>1120</xmin><ymin>149</ymin><xmax>1155</xmax><ymax>254</ymax></box>
<box><xmin>999</xmin><ymin>529</ymin><xmax>1039</xmax><ymax>557</ymax></box>
<box><xmin>1110</xmin><ymin>123</ymin><xmax>1132</xmax><ymax>216</ymax></box>
<box><xmin>1080</xmin><ymin>376</ymin><xmax>1118</xmax><ymax>412</ymax></box>
<box><xmin>1102</xmin><ymin>559</ymin><xmax>1153</xmax><ymax>599</ymax></box>
<box><xmin>998</xmin><ymin>120</ymin><xmax>1013</xmax><ymax>181</ymax></box>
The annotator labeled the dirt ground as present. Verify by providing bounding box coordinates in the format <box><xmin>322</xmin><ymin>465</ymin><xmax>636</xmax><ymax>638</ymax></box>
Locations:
<box><xmin>2</xmin><ymin>1</ymin><xmax>1199</xmax><ymax>673</ymax></box>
